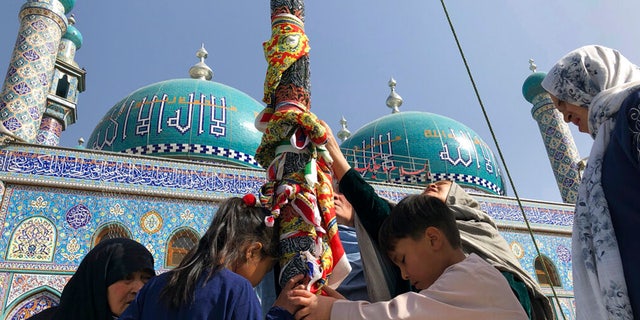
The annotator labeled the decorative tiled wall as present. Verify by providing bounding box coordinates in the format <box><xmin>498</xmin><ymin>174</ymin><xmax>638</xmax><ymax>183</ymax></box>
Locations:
<box><xmin>0</xmin><ymin>144</ymin><xmax>575</xmax><ymax>319</ymax></box>
<box><xmin>0</xmin><ymin>184</ymin><xmax>218</xmax><ymax>272</ymax></box>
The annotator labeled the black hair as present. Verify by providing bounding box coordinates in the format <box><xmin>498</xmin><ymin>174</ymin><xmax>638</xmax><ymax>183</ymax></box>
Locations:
<box><xmin>161</xmin><ymin>197</ymin><xmax>278</xmax><ymax>308</ymax></box>
<box><xmin>379</xmin><ymin>194</ymin><xmax>461</xmax><ymax>253</ymax></box>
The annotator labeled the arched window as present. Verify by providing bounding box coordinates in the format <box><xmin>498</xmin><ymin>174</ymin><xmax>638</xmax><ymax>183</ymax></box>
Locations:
<box><xmin>55</xmin><ymin>75</ymin><xmax>70</xmax><ymax>98</ymax></box>
<box><xmin>92</xmin><ymin>223</ymin><xmax>131</xmax><ymax>247</ymax></box>
<box><xmin>8</xmin><ymin>217</ymin><xmax>56</xmax><ymax>262</ymax></box>
<box><xmin>534</xmin><ymin>255</ymin><xmax>562</xmax><ymax>287</ymax></box>
<box><xmin>166</xmin><ymin>229</ymin><xmax>199</xmax><ymax>268</ymax></box>
<box><xmin>6</xmin><ymin>290</ymin><xmax>59</xmax><ymax>320</ymax></box>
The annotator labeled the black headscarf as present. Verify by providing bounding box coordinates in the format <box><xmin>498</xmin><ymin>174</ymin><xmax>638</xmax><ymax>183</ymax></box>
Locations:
<box><xmin>39</xmin><ymin>238</ymin><xmax>154</xmax><ymax>320</ymax></box>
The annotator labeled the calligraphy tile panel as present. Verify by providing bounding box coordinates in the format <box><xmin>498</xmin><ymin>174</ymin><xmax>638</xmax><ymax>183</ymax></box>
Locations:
<box><xmin>0</xmin><ymin>145</ymin><xmax>266</xmax><ymax>200</ymax></box>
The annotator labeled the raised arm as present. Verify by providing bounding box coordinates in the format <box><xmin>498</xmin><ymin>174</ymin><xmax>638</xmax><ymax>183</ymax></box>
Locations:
<box><xmin>321</xmin><ymin>120</ymin><xmax>350</xmax><ymax>181</ymax></box>
<box><xmin>321</xmin><ymin>121</ymin><xmax>392</xmax><ymax>242</ymax></box>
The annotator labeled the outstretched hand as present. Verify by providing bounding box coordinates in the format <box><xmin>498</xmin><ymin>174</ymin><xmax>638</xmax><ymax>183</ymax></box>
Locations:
<box><xmin>319</xmin><ymin>120</ymin><xmax>351</xmax><ymax>181</ymax></box>
<box><xmin>288</xmin><ymin>285</ymin><xmax>343</xmax><ymax>320</ymax></box>
<box><xmin>319</xmin><ymin>120</ymin><xmax>338</xmax><ymax>152</ymax></box>
<box><xmin>274</xmin><ymin>274</ymin><xmax>306</xmax><ymax>314</ymax></box>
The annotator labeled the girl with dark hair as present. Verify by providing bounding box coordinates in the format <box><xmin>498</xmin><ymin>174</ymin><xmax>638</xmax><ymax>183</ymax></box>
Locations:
<box><xmin>28</xmin><ymin>237</ymin><xmax>155</xmax><ymax>320</ymax></box>
<box><xmin>119</xmin><ymin>196</ymin><xmax>300</xmax><ymax>320</ymax></box>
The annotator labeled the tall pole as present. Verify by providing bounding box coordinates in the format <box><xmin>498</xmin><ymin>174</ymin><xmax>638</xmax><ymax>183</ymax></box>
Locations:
<box><xmin>256</xmin><ymin>0</ymin><xmax>350</xmax><ymax>293</ymax></box>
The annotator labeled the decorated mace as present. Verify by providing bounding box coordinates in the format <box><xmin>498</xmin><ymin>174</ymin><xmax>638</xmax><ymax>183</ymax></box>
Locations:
<box><xmin>255</xmin><ymin>0</ymin><xmax>350</xmax><ymax>294</ymax></box>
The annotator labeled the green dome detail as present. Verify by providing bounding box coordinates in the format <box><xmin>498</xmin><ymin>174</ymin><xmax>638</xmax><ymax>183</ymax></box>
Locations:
<box><xmin>63</xmin><ymin>24</ymin><xmax>83</xmax><ymax>49</ymax></box>
<box><xmin>340</xmin><ymin>111</ymin><xmax>505</xmax><ymax>195</ymax></box>
<box><xmin>58</xmin><ymin>0</ymin><xmax>75</xmax><ymax>13</ymax></box>
<box><xmin>522</xmin><ymin>72</ymin><xmax>547</xmax><ymax>103</ymax></box>
<box><xmin>87</xmin><ymin>79</ymin><xmax>264</xmax><ymax>168</ymax></box>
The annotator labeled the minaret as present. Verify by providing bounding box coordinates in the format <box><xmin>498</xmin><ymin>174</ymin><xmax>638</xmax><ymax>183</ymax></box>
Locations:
<box><xmin>37</xmin><ymin>13</ymin><xmax>86</xmax><ymax>146</ymax></box>
<box><xmin>522</xmin><ymin>59</ymin><xmax>581</xmax><ymax>204</ymax></box>
<box><xmin>0</xmin><ymin>0</ymin><xmax>71</xmax><ymax>143</ymax></box>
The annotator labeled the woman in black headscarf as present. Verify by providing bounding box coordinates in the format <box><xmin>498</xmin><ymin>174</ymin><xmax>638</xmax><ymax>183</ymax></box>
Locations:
<box><xmin>28</xmin><ymin>237</ymin><xmax>155</xmax><ymax>320</ymax></box>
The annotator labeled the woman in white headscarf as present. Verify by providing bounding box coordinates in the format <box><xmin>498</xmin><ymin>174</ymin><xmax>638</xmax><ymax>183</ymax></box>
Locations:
<box><xmin>542</xmin><ymin>45</ymin><xmax>640</xmax><ymax>320</ymax></box>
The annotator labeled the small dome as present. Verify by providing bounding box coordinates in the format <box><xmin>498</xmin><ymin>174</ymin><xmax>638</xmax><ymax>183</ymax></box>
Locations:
<box><xmin>522</xmin><ymin>72</ymin><xmax>547</xmax><ymax>103</ymax></box>
<box><xmin>63</xmin><ymin>24</ymin><xmax>83</xmax><ymax>49</ymax></box>
<box><xmin>340</xmin><ymin>111</ymin><xmax>505</xmax><ymax>195</ymax></box>
<box><xmin>86</xmin><ymin>78</ymin><xmax>264</xmax><ymax>168</ymax></box>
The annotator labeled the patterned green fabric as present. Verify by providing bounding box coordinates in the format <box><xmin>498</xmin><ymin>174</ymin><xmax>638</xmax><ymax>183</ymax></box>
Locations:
<box><xmin>502</xmin><ymin>270</ymin><xmax>533</xmax><ymax>319</ymax></box>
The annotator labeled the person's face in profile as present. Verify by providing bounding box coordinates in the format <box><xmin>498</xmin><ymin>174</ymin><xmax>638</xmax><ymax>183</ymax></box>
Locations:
<box><xmin>236</xmin><ymin>252</ymin><xmax>278</xmax><ymax>287</ymax></box>
<box><xmin>422</xmin><ymin>180</ymin><xmax>452</xmax><ymax>203</ymax></box>
<box><xmin>233</xmin><ymin>240</ymin><xmax>279</xmax><ymax>287</ymax></box>
<box><xmin>549</xmin><ymin>94</ymin><xmax>590</xmax><ymax>133</ymax></box>
<box><xmin>389</xmin><ymin>227</ymin><xmax>447</xmax><ymax>291</ymax></box>
<box><xmin>107</xmin><ymin>270</ymin><xmax>153</xmax><ymax>316</ymax></box>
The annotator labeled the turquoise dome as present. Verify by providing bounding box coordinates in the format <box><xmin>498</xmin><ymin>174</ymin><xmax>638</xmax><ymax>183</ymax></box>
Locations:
<box><xmin>340</xmin><ymin>111</ymin><xmax>505</xmax><ymax>195</ymax></box>
<box><xmin>63</xmin><ymin>24</ymin><xmax>83</xmax><ymax>49</ymax></box>
<box><xmin>86</xmin><ymin>79</ymin><xmax>264</xmax><ymax>168</ymax></box>
<box><xmin>58</xmin><ymin>0</ymin><xmax>75</xmax><ymax>13</ymax></box>
<box><xmin>522</xmin><ymin>72</ymin><xmax>547</xmax><ymax>103</ymax></box>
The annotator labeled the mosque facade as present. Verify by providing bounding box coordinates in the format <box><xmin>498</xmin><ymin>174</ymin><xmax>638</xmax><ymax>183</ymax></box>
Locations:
<box><xmin>0</xmin><ymin>0</ymin><xmax>576</xmax><ymax>319</ymax></box>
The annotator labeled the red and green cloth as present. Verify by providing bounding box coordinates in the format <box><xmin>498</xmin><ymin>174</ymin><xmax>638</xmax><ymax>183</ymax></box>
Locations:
<box><xmin>256</xmin><ymin>12</ymin><xmax>350</xmax><ymax>294</ymax></box>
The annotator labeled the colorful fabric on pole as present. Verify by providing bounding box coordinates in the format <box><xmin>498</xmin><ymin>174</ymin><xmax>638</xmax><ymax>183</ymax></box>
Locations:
<box><xmin>255</xmin><ymin>10</ymin><xmax>350</xmax><ymax>294</ymax></box>
<box><xmin>255</xmin><ymin>102</ymin><xmax>326</xmax><ymax>168</ymax></box>
<box><xmin>263</xmin><ymin>14</ymin><xmax>310</xmax><ymax>105</ymax></box>
<box><xmin>257</xmin><ymin>126</ymin><xmax>350</xmax><ymax>292</ymax></box>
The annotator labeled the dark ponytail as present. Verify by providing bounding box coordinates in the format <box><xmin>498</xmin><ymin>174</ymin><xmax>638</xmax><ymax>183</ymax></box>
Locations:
<box><xmin>161</xmin><ymin>197</ymin><xmax>278</xmax><ymax>308</ymax></box>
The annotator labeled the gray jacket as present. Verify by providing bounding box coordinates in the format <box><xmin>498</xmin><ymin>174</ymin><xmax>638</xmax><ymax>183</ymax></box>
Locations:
<box><xmin>446</xmin><ymin>182</ymin><xmax>554</xmax><ymax>320</ymax></box>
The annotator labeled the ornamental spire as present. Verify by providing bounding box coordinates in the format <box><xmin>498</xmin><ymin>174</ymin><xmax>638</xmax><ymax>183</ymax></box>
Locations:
<box><xmin>189</xmin><ymin>43</ymin><xmax>213</xmax><ymax>81</ymax></box>
<box><xmin>529</xmin><ymin>58</ymin><xmax>537</xmax><ymax>73</ymax></box>
<box><xmin>386</xmin><ymin>77</ymin><xmax>403</xmax><ymax>113</ymax></box>
<box><xmin>337</xmin><ymin>115</ymin><xmax>351</xmax><ymax>142</ymax></box>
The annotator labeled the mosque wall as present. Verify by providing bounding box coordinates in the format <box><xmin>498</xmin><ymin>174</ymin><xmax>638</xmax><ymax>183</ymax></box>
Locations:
<box><xmin>0</xmin><ymin>143</ymin><xmax>575</xmax><ymax>319</ymax></box>
<box><xmin>0</xmin><ymin>143</ymin><xmax>266</xmax><ymax>319</ymax></box>
<box><xmin>0</xmin><ymin>0</ymin><xmax>576</xmax><ymax>318</ymax></box>
<box><xmin>473</xmin><ymin>193</ymin><xmax>575</xmax><ymax>319</ymax></box>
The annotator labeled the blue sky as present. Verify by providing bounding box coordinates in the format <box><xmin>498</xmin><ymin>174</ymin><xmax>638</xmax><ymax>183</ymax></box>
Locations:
<box><xmin>1</xmin><ymin>0</ymin><xmax>639</xmax><ymax>203</ymax></box>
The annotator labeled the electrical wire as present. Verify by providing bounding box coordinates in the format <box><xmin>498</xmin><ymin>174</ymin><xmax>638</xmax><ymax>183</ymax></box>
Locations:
<box><xmin>438</xmin><ymin>1</ymin><xmax>567</xmax><ymax>318</ymax></box>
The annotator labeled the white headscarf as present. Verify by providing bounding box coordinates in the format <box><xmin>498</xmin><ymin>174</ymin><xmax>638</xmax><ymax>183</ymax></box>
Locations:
<box><xmin>542</xmin><ymin>45</ymin><xmax>640</xmax><ymax>320</ymax></box>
